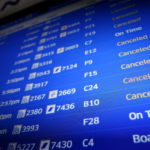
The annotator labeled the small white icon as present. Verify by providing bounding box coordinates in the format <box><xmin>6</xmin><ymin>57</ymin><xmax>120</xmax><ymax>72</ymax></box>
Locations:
<box><xmin>25</xmin><ymin>83</ymin><xmax>33</xmax><ymax>91</ymax></box>
<box><xmin>12</xmin><ymin>125</ymin><xmax>22</xmax><ymax>135</ymax></box>
<box><xmin>41</xmin><ymin>32</ymin><xmax>48</xmax><ymax>37</ymax></box>
<box><xmin>39</xmin><ymin>38</ymin><xmax>46</xmax><ymax>44</ymax></box>
<box><xmin>46</xmin><ymin>104</ymin><xmax>56</xmax><ymax>114</ymax></box>
<box><xmin>85</xmin><ymin>40</ymin><xmax>93</xmax><ymax>45</ymax></box>
<box><xmin>34</xmin><ymin>54</ymin><xmax>42</xmax><ymax>60</ymax></box>
<box><xmin>28</xmin><ymin>72</ymin><xmax>36</xmax><ymax>80</ymax></box>
<box><xmin>32</xmin><ymin>63</ymin><xmax>39</xmax><ymax>69</ymax></box>
<box><xmin>21</xmin><ymin>95</ymin><xmax>30</xmax><ymax>104</ymax></box>
<box><xmin>60</xmin><ymin>32</ymin><xmax>67</xmax><ymax>38</ymax></box>
<box><xmin>57</xmin><ymin>47</ymin><xmax>64</xmax><ymax>54</ymax></box>
<box><xmin>61</xmin><ymin>25</ymin><xmax>68</xmax><ymax>31</ymax></box>
<box><xmin>7</xmin><ymin>143</ymin><xmax>17</xmax><ymax>150</ymax></box>
<box><xmin>37</xmin><ymin>46</ymin><xmax>44</xmax><ymax>52</ymax></box>
<box><xmin>53</xmin><ymin>66</ymin><xmax>61</xmax><ymax>74</ymax></box>
<box><xmin>43</xmin><ymin>26</ymin><xmax>49</xmax><ymax>30</ymax></box>
<box><xmin>39</xmin><ymin>140</ymin><xmax>50</xmax><ymax>150</ymax></box>
<box><xmin>17</xmin><ymin>109</ymin><xmax>26</xmax><ymax>119</ymax></box>
<box><xmin>49</xmin><ymin>90</ymin><xmax>58</xmax><ymax>99</ymax></box>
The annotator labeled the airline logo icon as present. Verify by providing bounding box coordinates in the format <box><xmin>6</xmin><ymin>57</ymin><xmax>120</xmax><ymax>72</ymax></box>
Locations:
<box><xmin>60</xmin><ymin>32</ymin><xmax>67</xmax><ymax>38</ymax></box>
<box><xmin>25</xmin><ymin>83</ymin><xmax>33</xmax><ymax>91</ymax></box>
<box><xmin>17</xmin><ymin>109</ymin><xmax>26</xmax><ymax>119</ymax></box>
<box><xmin>12</xmin><ymin>125</ymin><xmax>22</xmax><ymax>135</ymax></box>
<box><xmin>61</xmin><ymin>25</ymin><xmax>68</xmax><ymax>31</ymax></box>
<box><xmin>53</xmin><ymin>66</ymin><xmax>61</xmax><ymax>74</ymax></box>
<box><xmin>46</xmin><ymin>104</ymin><xmax>56</xmax><ymax>114</ymax></box>
<box><xmin>7</xmin><ymin>143</ymin><xmax>17</xmax><ymax>150</ymax></box>
<box><xmin>39</xmin><ymin>38</ymin><xmax>46</xmax><ymax>44</ymax></box>
<box><xmin>39</xmin><ymin>140</ymin><xmax>50</xmax><ymax>150</ymax></box>
<box><xmin>43</xmin><ymin>26</ymin><xmax>49</xmax><ymax>30</ymax></box>
<box><xmin>57</xmin><ymin>47</ymin><xmax>64</xmax><ymax>54</ymax></box>
<box><xmin>49</xmin><ymin>90</ymin><xmax>58</xmax><ymax>99</ymax></box>
<box><xmin>41</xmin><ymin>32</ymin><xmax>48</xmax><ymax>37</ymax></box>
<box><xmin>28</xmin><ymin>72</ymin><xmax>36</xmax><ymax>80</ymax></box>
<box><xmin>21</xmin><ymin>95</ymin><xmax>30</xmax><ymax>104</ymax></box>
<box><xmin>37</xmin><ymin>46</ymin><xmax>44</xmax><ymax>52</ymax></box>
<box><xmin>34</xmin><ymin>54</ymin><xmax>42</xmax><ymax>60</ymax></box>
<box><xmin>32</xmin><ymin>63</ymin><xmax>39</xmax><ymax>69</ymax></box>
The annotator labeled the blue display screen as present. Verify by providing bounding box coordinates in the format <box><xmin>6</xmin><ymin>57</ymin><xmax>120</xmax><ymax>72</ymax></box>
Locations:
<box><xmin>0</xmin><ymin>0</ymin><xmax>150</xmax><ymax>149</ymax></box>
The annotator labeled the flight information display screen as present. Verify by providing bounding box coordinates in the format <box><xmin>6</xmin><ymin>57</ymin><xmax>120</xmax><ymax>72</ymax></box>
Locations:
<box><xmin>0</xmin><ymin>0</ymin><xmax>150</xmax><ymax>149</ymax></box>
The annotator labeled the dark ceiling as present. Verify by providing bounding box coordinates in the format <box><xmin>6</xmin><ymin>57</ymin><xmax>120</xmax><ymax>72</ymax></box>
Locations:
<box><xmin>0</xmin><ymin>0</ymin><xmax>75</xmax><ymax>26</ymax></box>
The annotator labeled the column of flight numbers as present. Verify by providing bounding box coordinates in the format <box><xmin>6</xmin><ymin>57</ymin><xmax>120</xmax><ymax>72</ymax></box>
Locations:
<box><xmin>19</xmin><ymin>27</ymin><xmax>49</xmax><ymax>108</ymax></box>
<box><xmin>19</xmin><ymin>22</ymin><xmax>57</xmax><ymax>129</ymax></box>
<box><xmin>43</xmin><ymin>17</ymin><xmax>80</xmax><ymax>114</ymax></box>
<box><xmin>10</xmin><ymin>26</ymin><xmax>43</xmax><ymax>137</ymax></box>
<box><xmin>8</xmin><ymin>25</ymin><xmax>46</xmax><ymax>149</ymax></box>
<box><xmin>24</xmin><ymin>24</ymin><xmax>51</xmax><ymax>93</ymax></box>
<box><xmin>82</xmin><ymin>5</ymin><xmax>100</xmax><ymax>127</ymax></box>
<box><xmin>7</xmin><ymin>22</ymin><xmax>60</xmax><ymax>148</ymax></box>
<box><xmin>24</xmin><ymin>20</ymin><xmax>61</xmax><ymax>93</ymax></box>
<box><xmin>30</xmin><ymin>17</ymin><xmax>85</xmax><ymax>117</ymax></box>
<box><xmin>20</xmin><ymin>21</ymin><xmax>60</xmax><ymax>107</ymax></box>
<box><xmin>21</xmin><ymin>25</ymin><xmax>42</xmax><ymax>105</ymax></box>
<box><xmin>24</xmin><ymin>19</ymin><xmax>70</xmax><ymax>117</ymax></box>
